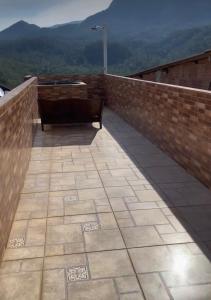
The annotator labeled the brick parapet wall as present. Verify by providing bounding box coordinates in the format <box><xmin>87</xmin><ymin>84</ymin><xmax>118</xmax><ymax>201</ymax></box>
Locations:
<box><xmin>0</xmin><ymin>78</ymin><xmax>38</xmax><ymax>258</ymax></box>
<box><xmin>133</xmin><ymin>57</ymin><xmax>211</xmax><ymax>90</ymax></box>
<box><xmin>104</xmin><ymin>74</ymin><xmax>211</xmax><ymax>188</ymax></box>
<box><xmin>37</xmin><ymin>75</ymin><xmax>105</xmax><ymax>102</ymax></box>
<box><xmin>38</xmin><ymin>84</ymin><xmax>88</xmax><ymax>101</ymax></box>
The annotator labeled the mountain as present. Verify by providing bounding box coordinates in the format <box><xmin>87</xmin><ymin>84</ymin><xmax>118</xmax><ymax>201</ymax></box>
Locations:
<box><xmin>2</xmin><ymin>0</ymin><xmax>211</xmax><ymax>42</ymax></box>
<box><xmin>0</xmin><ymin>20</ymin><xmax>41</xmax><ymax>40</ymax></box>
<box><xmin>1</xmin><ymin>0</ymin><xmax>211</xmax><ymax>87</ymax></box>
<box><xmin>2</xmin><ymin>22</ymin><xmax>211</xmax><ymax>88</ymax></box>
<box><xmin>82</xmin><ymin>0</ymin><xmax>211</xmax><ymax>40</ymax></box>
<box><xmin>153</xmin><ymin>24</ymin><xmax>211</xmax><ymax>63</ymax></box>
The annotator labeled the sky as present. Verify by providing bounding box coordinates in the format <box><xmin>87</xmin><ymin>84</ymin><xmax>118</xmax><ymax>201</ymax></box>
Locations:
<box><xmin>0</xmin><ymin>0</ymin><xmax>113</xmax><ymax>30</ymax></box>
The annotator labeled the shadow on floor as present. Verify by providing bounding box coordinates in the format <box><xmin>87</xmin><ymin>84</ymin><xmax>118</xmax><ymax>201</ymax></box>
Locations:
<box><xmin>103</xmin><ymin>109</ymin><xmax>211</xmax><ymax>262</ymax></box>
<box><xmin>33</xmin><ymin>123</ymin><xmax>99</xmax><ymax>147</ymax></box>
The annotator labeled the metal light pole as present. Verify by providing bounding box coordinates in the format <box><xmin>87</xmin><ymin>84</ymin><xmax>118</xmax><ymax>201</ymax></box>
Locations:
<box><xmin>91</xmin><ymin>25</ymin><xmax>108</xmax><ymax>74</ymax></box>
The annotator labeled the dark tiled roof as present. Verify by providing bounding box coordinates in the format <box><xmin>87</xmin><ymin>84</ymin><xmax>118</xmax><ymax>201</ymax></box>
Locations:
<box><xmin>0</xmin><ymin>85</ymin><xmax>10</xmax><ymax>91</ymax></box>
<box><xmin>130</xmin><ymin>49</ymin><xmax>211</xmax><ymax>77</ymax></box>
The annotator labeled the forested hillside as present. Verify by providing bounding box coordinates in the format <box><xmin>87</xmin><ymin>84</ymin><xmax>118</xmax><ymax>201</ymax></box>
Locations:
<box><xmin>1</xmin><ymin>0</ymin><xmax>211</xmax><ymax>88</ymax></box>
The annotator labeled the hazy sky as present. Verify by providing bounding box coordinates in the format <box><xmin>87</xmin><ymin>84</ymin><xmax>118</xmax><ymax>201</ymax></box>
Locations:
<box><xmin>0</xmin><ymin>0</ymin><xmax>113</xmax><ymax>30</ymax></box>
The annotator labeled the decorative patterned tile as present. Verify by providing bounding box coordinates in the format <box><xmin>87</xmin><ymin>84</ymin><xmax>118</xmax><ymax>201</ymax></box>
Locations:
<box><xmin>66</xmin><ymin>266</ymin><xmax>89</xmax><ymax>282</ymax></box>
<box><xmin>63</xmin><ymin>195</ymin><xmax>78</xmax><ymax>202</ymax></box>
<box><xmin>82</xmin><ymin>222</ymin><xmax>99</xmax><ymax>232</ymax></box>
<box><xmin>8</xmin><ymin>238</ymin><xmax>25</xmax><ymax>249</ymax></box>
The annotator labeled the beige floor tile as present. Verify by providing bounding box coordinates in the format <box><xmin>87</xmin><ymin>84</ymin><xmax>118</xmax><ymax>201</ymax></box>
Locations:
<box><xmin>170</xmin><ymin>284</ymin><xmax>211</xmax><ymax>300</ymax></box>
<box><xmin>3</xmin><ymin>246</ymin><xmax>45</xmax><ymax>261</ymax></box>
<box><xmin>15</xmin><ymin>192</ymin><xmax>48</xmax><ymax>220</ymax></box>
<box><xmin>65</xmin><ymin>200</ymin><xmax>99</xmax><ymax>215</ymax></box>
<box><xmin>155</xmin><ymin>224</ymin><xmax>176</xmax><ymax>234</ymax></box>
<box><xmin>76</xmin><ymin>178</ymin><xmax>102</xmax><ymax>189</ymax></box>
<box><xmin>65</xmin><ymin>214</ymin><xmax>97</xmax><ymax>224</ymax></box>
<box><xmin>48</xmin><ymin>190</ymin><xmax>78</xmax><ymax>217</ymax></box>
<box><xmin>127</xmin><ymin>202</ymin><xmax>159</xmax><ymax>210</ymax></box>
<box><xmin>63</xmin><ymin>162</ymin><xmax>96</xmax><ymax>172</ymax></box>
<box><xmin>109</xmin><ymin>198</ymin><xmax>128</xmax><ymax>211</ymax></box>
<box><xmin>0</xmin><ymin>258</ymin><xmax>43</xmax><ymax>274</ymax></box>
<box><xmin>98</xmin><ymin>212</ymin><xmax>118</xmax><ymax>229</ymax></box>
<box><xmin>67</xmin><ymin>279</ymin><xmax>118</xmax><ymax>300</ymax></box>
<box><xmin>139</xmin><ymin>273</ymin><xmax>170</xmax><ymax>300</ymax></box>
<box><xmin>6</xmin><ymin>218</ymin><xmax>46</xmax><ymax>251</ymax></box>
<box><xmin>106</xmin><ymin>186</ymin><xmax>135</xmax><ymax>198</ymax></box>
<box><xmin>22</xmin><ymin>174</ymin><xmax>50</xmax><ymax>193</ymax></box>
<box><xmin>44</xmin><ymin>254</ymin><xmax>87</xmax><ymax>270</ymax></box>
<box><xmin>0</xmin><ymin>271</ymin><xmax>42</xmax><ymax>300</ymax></box>
<box><xmin>88</xmin><ymin>250</ymin><xmax>134</xmax><ymax>279</ymax></box>
<box><xmin>167</xmin><ymin>215</ymin><xmax>187</xmax><ymax>232</ymax></box>
<box><xmin>50</xmin><ymin>172</ymin><xmax>102</xmax><ymax>191</ymax></box>
<box><xmin>135</xmin><ymin>190</ymin><xmax>165</xmax><ymax>202</ymax></box>
<box><xmin>161</xmin><ymin>232</ymin><xmax>194</xmax><ymax>244</ymax></box>
<box><xmin>42</xmin><ymin>269</ymin><xmax>66</xmax><ymax>300</ymax></box>
<box><xmin>161</xmin><ymin>254</ymin><xmax>211</xmax><ymax>287</ymax></box>
<box><xmin>84</xmin><ymin>229</ymin><xmax>125</xmax><ymax>252</ymax></box>
<box><xmin>8</xmin><ymin>220</ymin><xmax>28</xmax><ymax>240</ymax></box>
<box><xmin>129</xmin><ymin>246</ymin><xmax>173</xmax><ymax>273</ymax></box>
<box><xmin>0</xmin><ymin>260</ymin><xmax>21</xmax><ymax>274</ymax></box>
<box><xmin>21</xmin><ymin>258</ymin><xmax>44</xmax><ymax>272</ymax></box>
<box><xmin>115</xmin><ymin>276</ymin><xmax>140</xmax><ymax>293</ymax></box>
<box><xmin>78</xmin><ymin>188</ymin><xmax>107</xmax><ymax>201</ymax></box>
<box><xmin>46</xmin><ymin>223</ymin><xmax>83</xmax><ymax>245</ymax></box>
<box><xmin>121</xmin><ymin>226</ymin><xmax>163</xmax><ymax>248</ymax></box>
<box><xmin>50</xmin><ymin>173</ymin><xmax>76</xmax><ymax>191</ymax></box>
<box><xmin>120</xmin><ymin>293</ymin><xmax>145</xmax><ymax>300</ymax></box>
<box><xmin>101</xmin><ymin>176</ymin><xmax>129</xmax><ymax>187</ymax></box>
<box><xmin>131</xmin><ymin>209</ymin><xmax>169</xmax><ymax>226</ymax></box>
<box><xmin>25</xmin><ymin>220</ymin><xmax>46</xmax><ymax>246</ymax></box>
<box><xmin>27</xmin><ymin>160</ymin><xmax>51</xmax><ymax>174</ymax></box>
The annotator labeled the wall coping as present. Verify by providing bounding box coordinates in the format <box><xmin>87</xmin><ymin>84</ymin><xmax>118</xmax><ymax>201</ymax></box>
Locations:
<box><xmin>105</xmin><ymin>74</ymin><xmax>211</xmax><ymax>96</ymax></box>
<box><xmin>0</xmin><ymin>77</ymin><xmax>37</xmax><ymax>111</ymax></box>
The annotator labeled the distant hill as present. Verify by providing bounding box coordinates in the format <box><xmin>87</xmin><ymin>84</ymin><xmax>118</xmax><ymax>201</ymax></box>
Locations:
<box><xmin>0</xmin><ymin>20</ymin><xmax>41</xmax><ymax>40</ymax></box>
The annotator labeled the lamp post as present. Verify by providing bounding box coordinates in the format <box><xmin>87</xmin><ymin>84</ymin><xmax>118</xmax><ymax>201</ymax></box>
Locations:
<box><xmin>91</xmin><ymin>25</ymin><xmax>108</xmax><ymax>74</ymax></box>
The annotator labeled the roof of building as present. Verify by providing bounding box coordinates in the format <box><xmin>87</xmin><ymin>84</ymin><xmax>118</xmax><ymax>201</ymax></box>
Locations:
<box><xmin>130</xmin><ymin>49</ymin><xmax>211</xmax><ymax>77</ymax></box>
<box><xmin>0</xmin><ymin>84</ymin><xmax>10</xmax><ymax>91</ymax></box>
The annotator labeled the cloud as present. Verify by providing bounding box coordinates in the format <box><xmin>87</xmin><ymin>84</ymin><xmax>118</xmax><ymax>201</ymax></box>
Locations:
<box><xmin>29</xmin><ymin>0</ymin><xmax>112</xmax><ymax>27</ymax></box>
<box><xmin>0</xmin><ymin>0</ymin><xmax>112</xmax><ymax>30</ymax></box>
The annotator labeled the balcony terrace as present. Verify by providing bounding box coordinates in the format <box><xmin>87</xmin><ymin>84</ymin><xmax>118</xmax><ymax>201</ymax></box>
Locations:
<box><xmin>0</xmin><ymin>74</ymin><xmax>211</xmax><ymax>299</ymax></box>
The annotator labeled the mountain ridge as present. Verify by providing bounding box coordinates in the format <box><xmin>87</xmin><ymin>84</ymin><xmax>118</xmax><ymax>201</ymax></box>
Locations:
<box><xmin>0</xmin><ymin>20</ymin><xmax>41</xmax><ymax>39</ymax></box>
<box><xmin>2</xmin><ymin>0</ymin><xmax>211</xmax><ymax>41</ymax></box>
<box><xmin>1</xmin><ymin>1</ymin><xmax>211</xmax><ymax>87</ymax></box>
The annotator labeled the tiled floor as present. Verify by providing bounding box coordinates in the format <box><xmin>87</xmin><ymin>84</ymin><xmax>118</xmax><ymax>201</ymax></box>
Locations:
<box><xmin>1</xmin><ymin>108</ymin><xmax>211</xmax><ymax>299</ymax></box>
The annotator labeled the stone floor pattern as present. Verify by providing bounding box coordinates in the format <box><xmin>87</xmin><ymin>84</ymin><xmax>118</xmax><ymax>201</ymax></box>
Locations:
<box><xmin>1</xmin><ymin>108</ymin><xmax>211</xmax><ymax>300</ymax></box>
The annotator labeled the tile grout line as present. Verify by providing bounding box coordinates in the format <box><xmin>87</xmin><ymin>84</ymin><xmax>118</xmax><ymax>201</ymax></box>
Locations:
<box><xmin>158</xmin><ymin>272</ymin><xmax>174</xmax><ymax>300</ymax></box>
<box><xmin>39</xmin><ymin>146</ymin><xmax>52</xmax><ymax>300</ymax></box>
